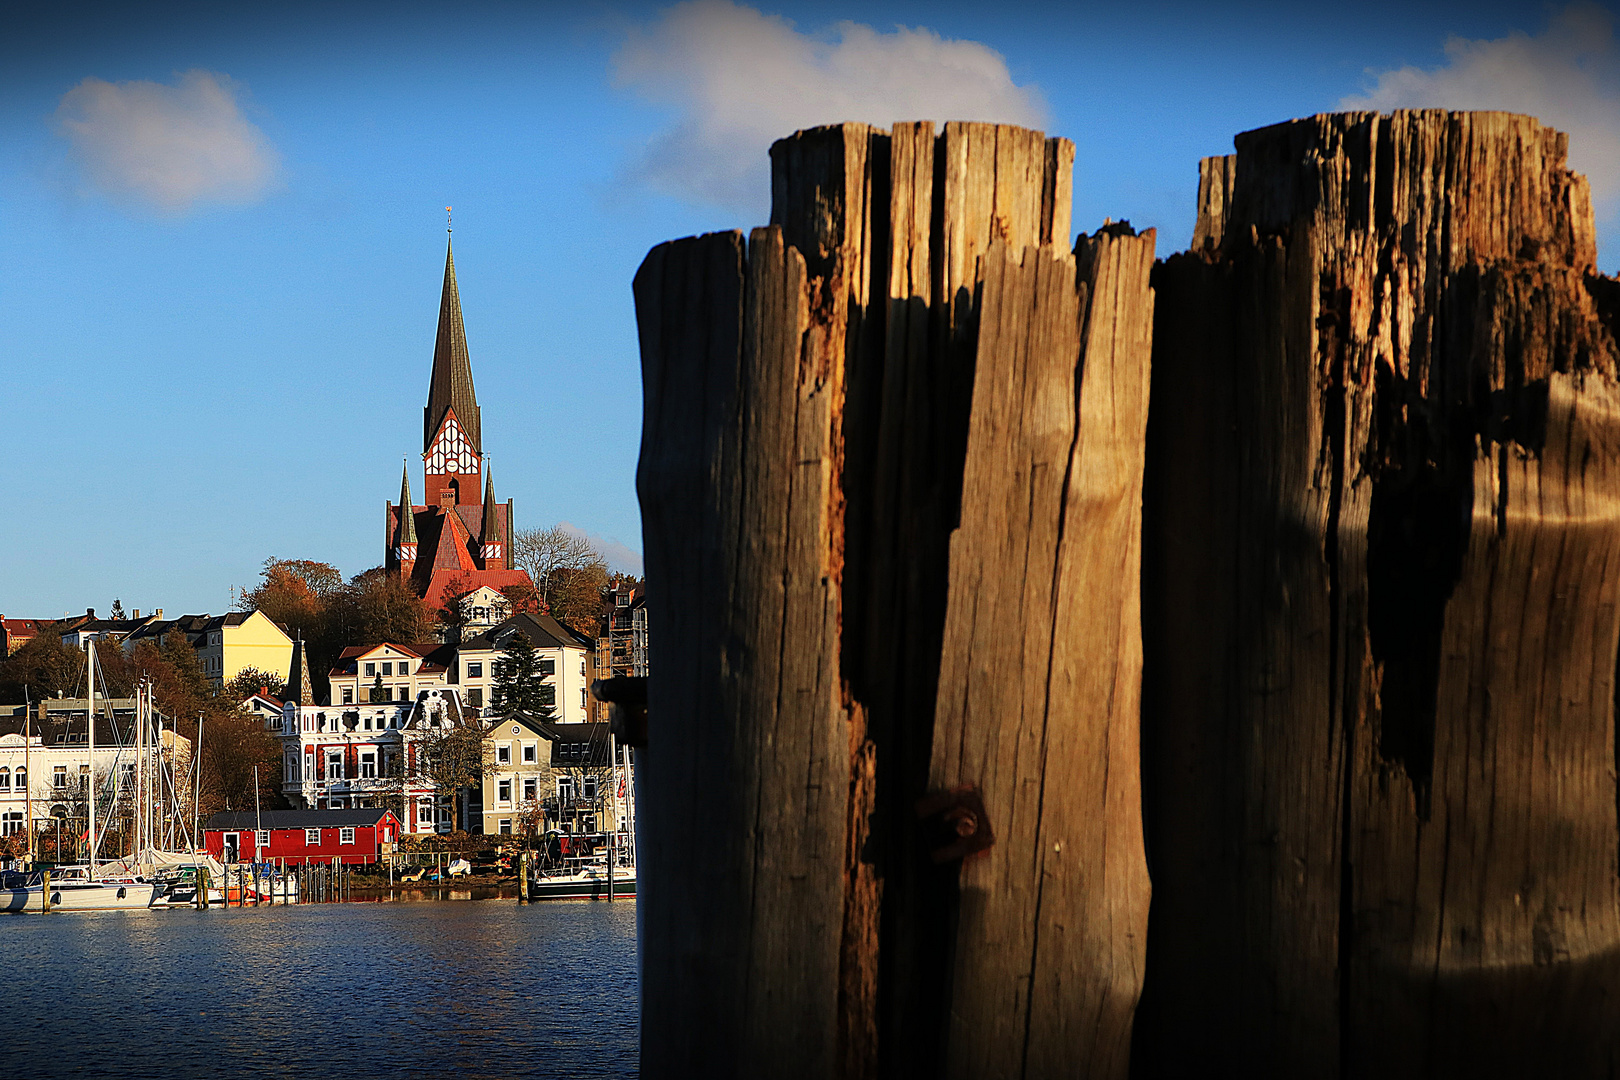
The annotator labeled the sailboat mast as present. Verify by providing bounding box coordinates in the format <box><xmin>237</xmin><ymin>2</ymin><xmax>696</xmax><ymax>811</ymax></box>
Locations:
<box><xmin>136</xmin><ymin>681</ymin><xmax>145</xmax><ymax>860</ymax></box>
<box><xmin>86</xmin><ymin>641</ymin><xmax>96</xmax><ymax>875</ymax></box>
<box><xmin>24</xmin><ymin>689</ymin><xmax>32</xmax><ymax>867</ymax></box>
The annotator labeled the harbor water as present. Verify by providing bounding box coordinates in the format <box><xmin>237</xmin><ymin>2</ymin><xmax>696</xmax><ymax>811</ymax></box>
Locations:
<box><xmin>0</xmin><ymin>896</ymin><xmax>638</xmax><ymax>1078</ymax></box>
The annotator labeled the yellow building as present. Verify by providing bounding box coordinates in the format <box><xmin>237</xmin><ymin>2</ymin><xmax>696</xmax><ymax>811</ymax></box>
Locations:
<box><xmin>192</xmin><ymin>611</ymin><xmax>295</xmax><ymax>690</ymax></box>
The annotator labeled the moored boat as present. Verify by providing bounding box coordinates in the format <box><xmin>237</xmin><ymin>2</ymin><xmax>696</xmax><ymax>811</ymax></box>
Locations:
<box><xmin>0</xmin><ymin>865</ymin><xmax>161</xmax><ymax>912</ymax></box>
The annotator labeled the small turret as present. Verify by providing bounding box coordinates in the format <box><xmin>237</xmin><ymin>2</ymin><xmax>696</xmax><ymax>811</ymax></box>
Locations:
<box><xmin>286</xmin><ymin>634</ymin><xmax>314</xmax><ymax>707</ymax></box>
<box><xmin>480</xmin><ymin>466</ymin><xmax>504</xmax><ymax>569</ymax></box>
<box><xmin>394</xmin><ymin>460</ymin><xmax>419</xmax><ymax>579</ymax></box>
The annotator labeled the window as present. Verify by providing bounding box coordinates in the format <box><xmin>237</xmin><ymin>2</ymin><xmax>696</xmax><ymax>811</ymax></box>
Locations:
<box><xmin>326</xmin><ymin>752</ymin><xmax>343</xmax><ymax>781</ymax></box>
<box><xmin>417</xmin><ymin>800</ymin><xmax>434</xmax><ymax>826</ymax></box>
<box><xmin>1</xmin><ymin>811</ymin><xmax>23</xmax><ymax>836</ymax></box>
<box><xmin>305</xmin><ymin>828</ymin><xmax>320</xmax><ymax>845</ymax></box>
<box><xmin>382</xmin><ymin>662</ymin><xmax>393</xmax><ymax>676</ymax></box>
<box><xmin>396</xmin><ymin>686</ymin><xmax>408</xmax><ymax>701</ymax></box>
<box><xmin>581</xmin><ymin>689</ymin><xmax>587</xmax><ymax>710</ymax></box>
<box><xmin>557</xmin><ymin>776</ymin><xmax>573</xmax><ymax>800</ymax></box>
<box><xmin>360</xmin><ymin>752</ymin><xmax>376</xmax><ymax>779</ymax></box>
<box><xmin>523</xmin><ymin>777</ymin><xmax>537</xmax><ymax>803</ymax></box>
<box><xmin>580</xmin><ymin>658</ymin><xmax>586</xmax><ymax>676</ymax></box>
<box><xmin>13</xmin><ymin>767</ymin><xmax>23</xmax><ymax>790</ymax></box>
<box><xmin>382</xmin><ymin>826</ymin><xmax>393</xmax><ymax>843</ymax></box>
<box><xmin>538</xmin><ymin>684</ymin><xmax>555</xmax><ymax>706</ymax></box>
<box><xmin>466</xmin><ymin>662</ymin><xmax>483</xmax><ymax>679</ymax></box>
<box><xmin>256</xmin><ymin>829</ymin><xmax>270</xmax><ymax>848</ymax></box>
<box><xmin>497</xmin><ymin>744</ymin><xmax>511</xmax><ymax>765</ymax></box>
<box><xmin>0</xmin><ymin>768</ymin><xmax>9</xmax><ymax>790</ymax></box>
<box><xmin>363</xmin><ymin>715</ymin><xmax>373</xmax><ymax>731</ymax></box>
<box><xmin>468</xmin><ymin>688</ymin><xmax>483</xmax><ymax>708</ymax></box>
<box><xmin>498</xmin><ymin>819</ymin><xmax>512</xmax><ymax>835</ymax></box>
<box><xmin>539</xmin><ymin>657</ymin><xmax>555</xmax><ymax>676</ymax></box>
<box><xmin>398</xmin><ymin>660</ymin><xmax>410</xmax><ymax>675</ymax></box>
<box><xmin>53</xmin><ymin>766</ymin><xmax>67</xmax><ymax>788</ymax></box>
<box><xmin>342</xmin><ymin>688</ymin><xmax>354</xmax><ymax>705</ymax></box>
<box><xmin>339</xmin><ymin>827</ymin><xmax>356</xmax><ymax>845</ymax></box>
<box><xmin>498</xmin><ymin>779</ymin><xmax>512</xmax><ymax>804</ymax></box>
<box><xmin>121</xmin><ymin>763</ymin><xmax>135</xmax><ymax>786</ymax></box>
<box><xmin>364</xmin><ymin>662</ymin><xmax>376</xmax><ymax>677</ymax></box>
<box><xmin>522</xmin><ymin>743</ymin><xmax>536</xmax><ymax>764</ymax></box>
<box><xmin>583</xmin><ymin>776</ymin><xmax>598</xmax><ymax>799</ymax></box>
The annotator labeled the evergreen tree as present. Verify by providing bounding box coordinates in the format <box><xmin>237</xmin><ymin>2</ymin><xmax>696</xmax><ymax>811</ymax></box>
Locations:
<box><xmin>490</xmin><ymin>632</ymin><xmax>554</xmax><ymax>717</ymax></box>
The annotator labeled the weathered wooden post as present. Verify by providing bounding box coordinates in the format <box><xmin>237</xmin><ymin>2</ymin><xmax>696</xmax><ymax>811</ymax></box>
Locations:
<box><xmin>1139</xmin><ymin>110</ymin><xmax>1620</xmax><ymax>1077</ymax></box>
<box><xmin>635</xmin><ymin>121</ymin><xmax>1155</xmax><ymax>1078</ymax></box>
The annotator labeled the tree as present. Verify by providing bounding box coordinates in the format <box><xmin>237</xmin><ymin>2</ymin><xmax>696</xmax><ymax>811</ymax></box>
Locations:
<box><xmin>236</xmin><ymin>558</ymin><xmax>342</xmax><ymax>641</ymax></box>
<box><xmin>0</xmin><ymin>629</ymin><xmax>85</xmax><ymax>704</ymax></box>
<box><xmin>513</xmin><ymin>525</ymin><xmax>609</xmax><ymax>633</ymax></box>
<box><xmin>110</xmin><ymin>599</ymin><xmax>125</xmax><ymax>620</ymax></box>
<box><xmin>196</xmin><ymin>711</ymin><xmax>286</xmax><ymax>815</ymax></box>
<box><xmin>417</xmin><ymin>721</ymin><xmax>483</xmax><ymax>833</ymax></box>
<box><xmin>490</xmin><ymin>632</ymin><xmax>554</xmax><ymax>717</ymax></box>
<box><xmin>224</xmin><ymin>667</ymin><xmax>286</xmax><ymax>701</ymax></box>
<box><xmin>329</xmin><ymin>567</ymin><xmax>433</xmax><ymax>647</ymax></box>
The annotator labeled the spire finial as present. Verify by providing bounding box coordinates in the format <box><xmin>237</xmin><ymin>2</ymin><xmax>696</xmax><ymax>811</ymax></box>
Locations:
<box><xmin>446</xmin><ymin>205</ymin><xmax>452</xmax><ymax>234</ymax></box>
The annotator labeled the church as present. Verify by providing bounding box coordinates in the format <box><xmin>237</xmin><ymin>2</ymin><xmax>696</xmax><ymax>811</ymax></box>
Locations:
<box><xmin>385</xmin><ymin>235</ymin><xmax>534</xmax><ymax>611</ymax></box>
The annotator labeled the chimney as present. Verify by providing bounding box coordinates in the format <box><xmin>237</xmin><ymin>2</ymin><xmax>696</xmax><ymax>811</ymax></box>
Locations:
<box><xmin>87</xmin><ymin>607</ymin><xmax>95</xmax><ymax>619</ymax></box>
<box><xmin>155</xmin><ymin>608</ymin><xmax>163</xmax><ymax>618</ymax></box>
<box><xmin>133</xmin><ymin>609</ymin><xmax>140</xmax><ymax>618</ymax></box>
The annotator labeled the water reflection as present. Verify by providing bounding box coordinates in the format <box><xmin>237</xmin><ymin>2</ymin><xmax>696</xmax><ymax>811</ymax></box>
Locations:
<box><xmin>0</xmin><ymin>899</ymin><xmax>638</xmax><ymax>1079</ymax></box>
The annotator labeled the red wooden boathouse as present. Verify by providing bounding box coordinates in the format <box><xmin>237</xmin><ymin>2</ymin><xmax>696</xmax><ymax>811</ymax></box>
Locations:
<box><xmin>202</xmin><ymin>808</ymin><xmax>402</xmax><ymax>866</ymax></box>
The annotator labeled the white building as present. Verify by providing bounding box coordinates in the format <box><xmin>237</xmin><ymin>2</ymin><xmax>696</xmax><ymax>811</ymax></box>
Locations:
<box><xmin>272</xmin><ymin>688</ymin><xmax>467</xmax><ymax>835</ymax></box>
<box><xmin>0</xmin><ymin>703</ymin><xmax>191</xmax><ymax>845</ymax></box>
<box><xmin>453</xmin><ymin>612</ymin><xmax>593</xmax><ymax>721</ymax></box>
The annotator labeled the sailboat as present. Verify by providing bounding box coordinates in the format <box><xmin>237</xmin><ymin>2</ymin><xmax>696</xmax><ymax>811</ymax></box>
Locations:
<box><xmin>1</xmin><ymin>644</ymin><xmax>160</xmax><ymax>912</ymax></box>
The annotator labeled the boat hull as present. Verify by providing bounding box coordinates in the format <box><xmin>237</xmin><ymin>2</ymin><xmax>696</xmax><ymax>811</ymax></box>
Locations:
<box><xmin>1</xmin><ymin>882</ymin><xmax>161</xmax><ymax>912</ymax></box>
<box><xmin>528</xmin><ymin>872</ymin><xmax>637</xmax><ymax>901</ymax></box>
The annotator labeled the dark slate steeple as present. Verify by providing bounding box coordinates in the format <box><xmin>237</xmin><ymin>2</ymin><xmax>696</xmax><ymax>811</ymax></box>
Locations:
<box><xmin>395</xmin><ymin>461</ymin><xmax>418</xmax><ymax>546</ymax></box>
<box><xmin>480</xmin><ymin>465</ymin><xmax>505</xmax><ymax>569</ymax></box>
<box><xmin>424</xmin><ymin>235</ymin><xmax>481</xmax><ymax>455</ymax></box>
<box><xmin>287</xmin><ymin>634</ymin><xmax>314</xmax><ymax>707</ymax></box>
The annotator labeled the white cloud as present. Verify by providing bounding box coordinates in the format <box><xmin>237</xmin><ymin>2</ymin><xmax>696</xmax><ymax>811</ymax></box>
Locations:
<box><xmin>557</xmin><ymin>521</ymin><xmax>645</xmax><ymax>577</ymax></box>
<box><xmin>612</xmin><ymin>0</ymin><xmax>1047</xmax><ymax>213</ymax></box>
<box><xmin>1343</xmin><ymin>3</ymin><xmax>1620</xmax><ymax>210</ymax></box>
<box><xmin>55</xmin><ymin>69</ymin><xmax>282</xmax><ymax>214</ymax></box>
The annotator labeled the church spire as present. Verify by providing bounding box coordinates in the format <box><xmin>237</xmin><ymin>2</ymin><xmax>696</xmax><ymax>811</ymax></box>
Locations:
<box><xmin>396</xmin><ymin>461</ymin><xmax>418</xmax><ymax>545</ymax></box>
<box><xmin>480</xmin><ymin>465</ymin><xmax>505</xmax><ymax>568</ymax></box>
<box><xmin>424</xmin><ymin>234</ymin><xmax>481</xmax><ymax>456</ymax></box>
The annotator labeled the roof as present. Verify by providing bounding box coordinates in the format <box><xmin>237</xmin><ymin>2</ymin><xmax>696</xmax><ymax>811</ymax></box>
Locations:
<box><xmin>461</xmin><ymin>611</ymin><xmax>592</xmax><ymax>653</ymax></box>
<box><xmin>424</xmin><ymin>237</ymin><xmax>480</xmax><ymax>455</ymax></box>
<box><xmin>203</xmin><ymin>808</ymin><xmax>399</xmax><ymax>831</ymax></box>
<box><xmin>0</xmin><ymin>708</ymin><xmax>154</xmax><ymax>749</ymax></box>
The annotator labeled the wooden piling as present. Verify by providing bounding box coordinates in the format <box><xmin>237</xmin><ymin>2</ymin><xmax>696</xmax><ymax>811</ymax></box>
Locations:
<box><xmin>1138</xmin><ymin>110</ymin><xmax>1620</xmax><ymax>1078</ymax></box>
<box><xmin>635</xmin><ymin>121</ymin><xmax>1154</xmax><ymax>1079</ymax></box>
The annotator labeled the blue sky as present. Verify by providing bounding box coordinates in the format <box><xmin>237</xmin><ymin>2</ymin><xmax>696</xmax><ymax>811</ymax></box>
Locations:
<box><xmin>3</xmin><ymin>0</ymin><xmax>1617</xmax><ymax>618</ymax></box>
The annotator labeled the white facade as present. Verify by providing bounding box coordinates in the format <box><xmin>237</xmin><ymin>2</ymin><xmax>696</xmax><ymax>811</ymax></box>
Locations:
<box><xmin>0</xmin><ymin>727</ymin><xmax>191</xmax><ymax>839</ymax></box>
<box><xmin>455</xmin><ymin>637</ymin><xmax>590</xmax><ymax>721</ymax></box>
<box><xmin>328</xmin><ymin>642</ymin><xmax>451</xmax><ymax>708</ymax></box>
<box><xmin>273</xmin><ymin>689</ymin><xmax>464</xmax><ymax>835</ymax></box>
